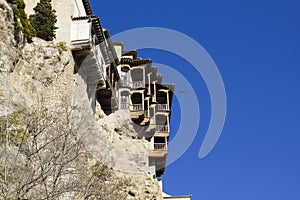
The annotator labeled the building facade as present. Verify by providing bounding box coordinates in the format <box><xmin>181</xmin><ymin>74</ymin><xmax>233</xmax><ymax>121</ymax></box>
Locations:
<box><xmin>116</xmin><ymin>48</ymin><xmax>174</xmax><ymax>176</ymax></box>
<box><xmin>25</xmin><ymin>0</ymin><xmax>93</xmax><ymax>45</ymax></box>
<box><xmin>24</xmin><ymin>0</ymin><xmax>190</xmax><ymax>198</ymax></box>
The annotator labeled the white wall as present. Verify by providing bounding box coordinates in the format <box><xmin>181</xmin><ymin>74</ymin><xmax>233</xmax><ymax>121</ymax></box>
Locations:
<box><xmin>24</xmin><ymin>0</ymin><xmax>75</xmax><ymax>44</ymax></box>
<box><xmin>52</xmin><ymin>0</ymin><xmax>74</xmax><ymax>44</ymax></box>
<box><xmin>24</xmin><ymin>0</ymin><xmax>39</xmax><ymax>15</ymax></box>
<box><xmin>114</xmin><ymin>44</ymin><xmax>123</xmax><ymax>61</ymax></box>
<box><xmin>73</xmin><ymin>0</ymin><xmax>86</xmax><ymax>17</ymax></box>
<box><xmin>70</xmin><ymin>19</ymin><xmax>91</xmax><ymax>42</ymax></box>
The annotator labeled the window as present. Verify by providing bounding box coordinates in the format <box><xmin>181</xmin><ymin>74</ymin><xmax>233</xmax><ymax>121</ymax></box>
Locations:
<box><xmin>121</xmin><ymin>95</ymin><xmax>128</xmax><ymax>109</ymax></box>
<box><xmin>121</xmin><ymin>71</ymin><xmax>128</xmax><ymax>86</ymax></box>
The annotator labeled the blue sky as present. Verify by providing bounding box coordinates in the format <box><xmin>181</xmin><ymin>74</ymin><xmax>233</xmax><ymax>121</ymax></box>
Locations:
<box><xmin>91</xmin><ymin>0</ymin><xmax>300</xmax><ymax>199</ymax></box>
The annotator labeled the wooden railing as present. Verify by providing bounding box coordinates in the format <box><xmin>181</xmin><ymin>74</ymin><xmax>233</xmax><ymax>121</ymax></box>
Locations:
<box><xmin>157</xmin><ymin>104</ymin><xmax>169</xmax><ymax>111</ymax></box>
<box><xmin>154</xmin><ymin>143</ymin><xmax>167</xmax><ymax>150</ymax></box>
<box><xmin>120</xmin><ymin>102</ymin><xmax>128</xmax><ymax>110</ymax></box>
<box><xmin>120</xmin><ymin>80</ymin><xmax>131</xmax><ymax>87</ymax></box>
<box><xmin>132</xmin><ymin>81</ymin><xmax>144</xmax><ymax>88</ymax></box>
<box><xmin>156</xmin><ymin>125</ymin><xmax>169</xmax><ymax>132</ymax></box>
<box><xmin>132</xmin><ymin>104</ymin><xmax>143</xmax><ymax>111</ymax></box>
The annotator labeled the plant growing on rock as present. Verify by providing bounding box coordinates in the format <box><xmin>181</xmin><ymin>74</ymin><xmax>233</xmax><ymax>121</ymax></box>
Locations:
<box><xmin>0</xmin><ymin>101</ymin><xmax>81</xmax><ymax>199</ymax></box>
<box><xmin>0</xmin><ymin>97</ymin><xmax>132</xmax><ymax>199</ymax></box>
<box><xmin>7</xmin><ymin>0</ymin><xmax>36</xmax><ymax>42</ymax></box>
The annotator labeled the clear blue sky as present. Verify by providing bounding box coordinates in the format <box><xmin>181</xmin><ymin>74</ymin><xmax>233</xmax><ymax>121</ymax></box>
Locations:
<box><xmin>91</xmin><ymin>0</ymin><xmax>300</xmax><ymax>199</ymax></box>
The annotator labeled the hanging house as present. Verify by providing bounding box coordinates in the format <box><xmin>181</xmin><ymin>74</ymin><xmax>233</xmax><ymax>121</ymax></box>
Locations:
<box><xmin>24</xmin><ymin>0</ymin><xmax>190</xmax><ymax>199</ymax></box>
<box><xmin>70</xmin><ymin>0</ymin><xmax>120</xmax><ymax>113</ymax></box>
<box><xmin>117</xmin><ymin>49</ymin><xmax>175</xmax><ymax>177</ymax></box>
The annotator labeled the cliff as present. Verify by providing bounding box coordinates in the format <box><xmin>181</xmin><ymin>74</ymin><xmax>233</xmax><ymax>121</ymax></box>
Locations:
<box><xmin>0</xmin><ymin>2</ymin><xmax>162</xmax><ymax>199</ymax></box>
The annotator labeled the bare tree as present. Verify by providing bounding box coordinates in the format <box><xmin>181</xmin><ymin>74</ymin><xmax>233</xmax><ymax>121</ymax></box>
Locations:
<box><xmin>0</xmin><ymin>97</ymin><xmax>132</xmax><ymax>200</ymax></box>
<box><xmin>76</xmin><ymin>154</ymin><xmax>130</xmax><ymax>200</ymax></box>
<box><xmin>0</xmin><ymin>99</ymin><xmax>81</xmax><ymax>199</ymax></box>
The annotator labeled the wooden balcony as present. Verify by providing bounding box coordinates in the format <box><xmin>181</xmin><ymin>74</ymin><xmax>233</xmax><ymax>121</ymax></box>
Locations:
<box><xmin>154</xmin><ymin>143</ymin><xmax>167</xmax><ymax>150</ymax></box>
<box><xmin>130</xmin><ymin>104</ymin><xmax>144</xmax><ymax>119</ymax></box>
<box><xmin>157</xmin><ymin>104</ymin><xmax>169</xmax><ymax>111</ymax></box>
<box><xmin>149</xmin><ymin>143</ymin><xmax>168</xmax><ymax>157</ymax></box>
<box><xmin>120</xmin><ymin>80</ymin><xmax>131</xmax><ymax>87</ymax></box>
<box><xmin>149</xmin><ymin>151</ymin><xmax>167</xmax><ymax>157</ymax></box>
<box><xmin>156</xmin><ymin>125</ymin><xmax>169</xmax><ymax>132</ymax></box>
<box><xmin>132</xmin><ymin>81</ymin><xmax>144</xmax><ymax>89</ymax></box>
<box><xmin>120</xmin><ymin>102</ymin><xmax>128</xmax><ymax>110</ymax></box>
<box><xmin>154</xmin><ymin>125</ymin><xmax>169</xmax><ymax>137</ymax></box>
<box><xmin>131</xmin><ymin>104</ymin><xmax>143</xmax><ymax>111</ymax></box>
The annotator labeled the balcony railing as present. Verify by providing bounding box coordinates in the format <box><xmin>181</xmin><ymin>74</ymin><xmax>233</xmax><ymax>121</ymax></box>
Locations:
<box><xmin>157</xmin><ymin>104</ymin><xmax>169</xmax><ymax>111</ymax></box>
<box><xmin>120</xmin><ymin>102</ymin><xmax>128</xmax><ymax>110</ymax></box>
<box><xmin>154</xmin><ymin>143</ymin><xmax>167</xmax><ymax>151</ymax></box>
<box><xmin>121</xmin><ymin>80</ymin><xmax>131</xmax><ymax>87</ymax></box>
<box><xmin>132</xmin><ymin>104</ymin><xmax>143</xmax><ymax>111</ymax></box>
<box><xmin>132</xmin><ymin>81</ymin><xmax>144</xmax><ymax>88</ymax></box>
<box><xmin>156</xmin><ymin>125</ymin><xmax>169</xmax><ymax>132</ymax></box>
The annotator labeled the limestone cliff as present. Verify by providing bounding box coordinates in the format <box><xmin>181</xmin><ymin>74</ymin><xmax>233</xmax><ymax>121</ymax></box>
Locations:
<box><xmin>0</xmin><ymin>2</ymin><xmax>162</xmax><ymax>199</ymax></box>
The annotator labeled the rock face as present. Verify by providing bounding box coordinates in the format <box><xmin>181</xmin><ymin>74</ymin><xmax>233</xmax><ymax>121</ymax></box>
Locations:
<box><xmin>0</xmin><ymin>2</ymin><xmax>163</xmax><ymax>199</ymax></box>
<box><xmin>0</xmin><ymin>1</ymin><xmax>16</xmax><ymax>115</ymax></box>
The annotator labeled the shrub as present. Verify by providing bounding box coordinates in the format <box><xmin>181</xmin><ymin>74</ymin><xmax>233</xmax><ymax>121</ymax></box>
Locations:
<box><xmin>7</xmin><ymin>0</ymin><xmax>36</xmax><ymax>42</ymax></box>
<box><xmin>57</xmin><ymin>41</ymin><xmax>68</xmax><ymax>52</ymax></box>
<box><xmin>29</xmin><ymin>0</ymin><xmax>57</xmax><ymax>41</ymax></box>
<box><xmin>0</xmin><ymin>111</ymin><xmax>29</xmax><ymax>146</ymax></box>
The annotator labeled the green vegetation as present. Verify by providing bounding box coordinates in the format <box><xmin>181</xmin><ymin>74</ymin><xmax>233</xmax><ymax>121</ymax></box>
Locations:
<box><xmin>57</xmin><ymin>41</ymin><xmax>68</xmax><ymax>52</ymax></box>
<box><xmin>0</xmin><ymin>111</ymin><xmax>29</xmax><ymax>146</ymax></box>
<box><xmin>7</xmin><ymin>0</ymin><xmax>36</xmax><ymax>42</ymax></box>
<box><xmin>29</xmin><ymin>0</ymin><xmax>57</xmax><ymax>41</ymax></box>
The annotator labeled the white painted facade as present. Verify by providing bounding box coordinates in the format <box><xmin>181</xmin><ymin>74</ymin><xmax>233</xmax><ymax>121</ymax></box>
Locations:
<box><xmin>114</xmin><ymin>43</ymin><xmax>124</xmax><ymax>78</ymax></box>
<box><xmin>73</xmin><ymin>0</ymin><xmax>87</xmax><ymax>17</ymax></box>
<box><xmin>24</xmin><ymin>0</ymin><xmax>87</xmax><ymax>44</ymax></box>
<box><xmin>70</xmin><ymin>19</ymin><xmax>91</xmax><ymax>48</ymax></box>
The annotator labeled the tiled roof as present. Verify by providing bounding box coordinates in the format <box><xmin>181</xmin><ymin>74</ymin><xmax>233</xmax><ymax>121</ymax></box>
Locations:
<box><xmin>121</xmin><ymin>58</ymin><xmax>152</xmax><ymax>66</ymax></box>
<box><xmin>123</xmin><ymin>50</ymin><xmax>138</xmax><ymax>59</ymax></box>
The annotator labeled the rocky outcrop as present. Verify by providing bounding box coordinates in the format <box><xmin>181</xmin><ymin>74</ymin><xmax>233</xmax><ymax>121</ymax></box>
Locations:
<box><xmin>0</xmin><ymin>1</ymin><xmax>17</xmax><ymax>115</ymax></box>
<box><xmin>0</xmin><ymin>2</ymin><xmax>163</xmax><ymax>199</ymax></box>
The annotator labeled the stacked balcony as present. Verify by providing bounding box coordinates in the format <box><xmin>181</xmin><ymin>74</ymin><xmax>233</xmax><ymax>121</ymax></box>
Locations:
<box><xmin>118</xmin><ymin>51</ymin><xmax>174</xmax><ymax>176</ymax></box>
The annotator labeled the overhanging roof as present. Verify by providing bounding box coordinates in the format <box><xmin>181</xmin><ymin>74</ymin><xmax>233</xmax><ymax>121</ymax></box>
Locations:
<box><xmin>121</xmin><ymin>58</ymin><xmax>152</xmax><ymax>66</ymax></box>
<box><xmin>82</xmin><ymin>0</ymin><xmax>93</xmax><ymax>16</ymax></box>
<box><xmin>123</xmin><ymin>50</ymin><xmax>138</xmax><ymax>59</ymax></box>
